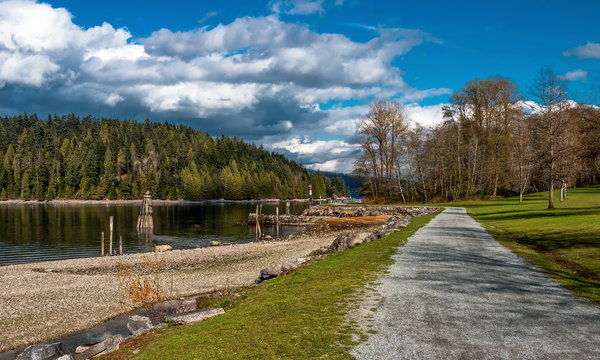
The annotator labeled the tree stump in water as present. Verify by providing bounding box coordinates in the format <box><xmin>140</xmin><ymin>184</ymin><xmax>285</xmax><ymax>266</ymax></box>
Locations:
<box><xmin>137</xmin><ymin>191</ymin><xmax>154</xmax><ymax>232</ymax></box>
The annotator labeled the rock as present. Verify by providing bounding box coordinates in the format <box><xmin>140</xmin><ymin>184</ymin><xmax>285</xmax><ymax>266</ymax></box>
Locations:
<box><xmin>209</xmin><ymin>240</ymin><xmax>221</xmax><ymax>246</ymax></box>
<box><xmin>263</xmin><ymin>235</ymin><xmax>273</xmax><ymax>240</ymax></box>
<box><xmin>281</xmin><ymin>261</ymin><xmax>299</xmax><ymax>272</ymax></box>
<box><xmin>175</xmin><ymin>299</ymin><xmax>197</xmax><ymax>314</ymax></box>
<box><xmin>328</xmin><ymin>231</ymin><xmax>364</xmax><ymax>253</ymax></box>
<box><xmin>16</xmin><ymin>343</ymin><xmax>70</xmax><ymax>360</ymax></box>
<box><xmin>154</xmin><ymin>244</ymin><xmax>172</xmax><ymax>252</ymax></box>
<box><xmin>73</xmin><ymin>335</ymin><xmax>128</xmax><ymax>360</ymax></box>
<box><xmin>127</xmin><ymin>315</ymin><xmax>154</xmax><ymax>336</ymax></box>
<box><xmin>74</xmin><ymin>346</ymin><xmax>89</xmax><ymax>354</ymax></box>
<box><xmin>165</xmin><ymin>308</ymin><xmax>225</xmax><ymax>325</ymax></box>
<box><xmin>256</xmin><ymin>264</ymin><xmax>284</xmax><ymax>283</ymax></box>
<box><xmin>56</xmin><ymin>356</ymin><xmax>74</xmax><ymax>360</ymax></box>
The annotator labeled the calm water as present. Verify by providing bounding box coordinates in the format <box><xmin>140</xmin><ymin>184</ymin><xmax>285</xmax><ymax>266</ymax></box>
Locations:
<box><xmin>0</xmin><ymin>202</ymin><xmax>308</xmax><ymax>266</ymax></box>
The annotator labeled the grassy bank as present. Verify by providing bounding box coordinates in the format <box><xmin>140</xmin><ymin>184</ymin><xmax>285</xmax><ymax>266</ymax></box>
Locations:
<box><xmin>443</xmin><ymin>186</ymin><xmax>600</xmax><ymax>304</ymax></box>
<box><xmin>103</xmin><ymin>210</ymin><xmax>442</xmax><ymax>360</ymax></box>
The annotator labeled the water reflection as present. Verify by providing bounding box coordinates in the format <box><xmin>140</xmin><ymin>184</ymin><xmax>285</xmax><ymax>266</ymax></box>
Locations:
<box><xmin>0</xmin><ymin>202</ymin><xmax>308</xmax><ymax>266</ymax></box>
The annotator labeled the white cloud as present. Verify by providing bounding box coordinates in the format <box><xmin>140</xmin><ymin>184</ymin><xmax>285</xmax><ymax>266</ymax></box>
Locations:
<box><xmin>0</xmin><ymin>0</ymin><xmax>449</xmax><ymax>173</ymax></box>
<box><xmin>271</xmin><ymin>137</ymin><xmax>359</xmax><ymax>155</ymax></box>
<box><xmin>0</xmin><ymin>52</ymin><xmax>59</xmax><ymax>86</ymax></box>
<box><xmin>307</xmin><ymin>159</ymin><xmax>353</xmax><ymax>173</ymax></box>
<box><xmin>564</xmin><ymin>42</ymin><xmax>600</xmax><ymax>59</ymax></box>
<box><xmin>271</xmin><ymin>0</ymin><xmax>325</xmax><ymax>15</ymax></box>
<box><xmin>104</xmin><ymin>93</ymin><xmax>124</xmax><ymax>106</ymax></box>
<box><xmin>559</xmin><ymin>69</ymin><xmax>587</xmax><ymax>81</ymax></box>
<box><xmin>404</xmin><ymin>103</ymin><xmax>446</xmax><ymax>128</ymax></box>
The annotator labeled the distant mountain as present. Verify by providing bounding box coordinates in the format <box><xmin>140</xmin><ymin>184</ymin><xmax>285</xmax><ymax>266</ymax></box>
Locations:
<box><xmin>308</xmin><ymin>170</ymin><xmax>362</xmax><ymax>198</ymax></box>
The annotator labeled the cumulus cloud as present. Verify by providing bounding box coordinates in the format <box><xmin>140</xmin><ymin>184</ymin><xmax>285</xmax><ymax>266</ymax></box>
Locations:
<box><xmin>0</xmin><ymin>0</ymin><xmax>449</xmax><ymax>172</ymax></box>
<box><xmin>559</xmin><ymin>69</ymin><xmax>587</xmax><ymax>81</ymax></box>
<box><xmin>269</xmin><ymin>137</ymin><xmax>361</xmax><ymax>173</ymax></box>
<box><xmin>563</xmin><ymin>42</ymin><xmax>600</xmax><ymax>59</ymax></box>
<box><xmin>404</xmin><ymin>103</ymin><xmax>446</xmax><ymax>127</ymax></box>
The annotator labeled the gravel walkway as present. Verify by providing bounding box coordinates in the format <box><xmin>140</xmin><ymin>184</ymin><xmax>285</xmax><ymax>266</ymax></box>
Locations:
<box><xmin>352</xmin><ymin>207</ymin><xmax>600</xmax><ymax>360</ymax></box>
<box><xmin>0</xmin><ymin>230</ymin><xmax>341</xmax><ymax>352</ymax></box>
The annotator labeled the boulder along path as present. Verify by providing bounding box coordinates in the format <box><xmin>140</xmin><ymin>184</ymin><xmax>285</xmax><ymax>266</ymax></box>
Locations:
<box><xmin>352</xmin><ymin>207</ymin><xmax>600</xmax><ymax>360</ymax></box>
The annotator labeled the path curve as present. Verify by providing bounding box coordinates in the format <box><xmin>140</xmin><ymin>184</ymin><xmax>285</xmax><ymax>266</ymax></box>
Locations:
<box><xmin>352</xmin><ymin>207</ymin><xmax>600</xmax><ymax>360</ymax></box>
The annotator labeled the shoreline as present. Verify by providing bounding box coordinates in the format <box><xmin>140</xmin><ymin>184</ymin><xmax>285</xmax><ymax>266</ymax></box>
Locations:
<box><xmin>0</xmin><ymin>223</ymin><xmax>378</xmax><ymax>353</ymax></box>
<box><xmin>0</xmin><ymin>198</ymin><xmax>325</xmax><ymax>206</ymax></box>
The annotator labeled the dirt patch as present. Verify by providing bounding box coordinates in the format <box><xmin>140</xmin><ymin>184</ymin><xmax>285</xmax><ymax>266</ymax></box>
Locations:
<box><xmin>324</xmin><ymin>215</ymin><xmax>393</xmax><ymax>227</ymax></box>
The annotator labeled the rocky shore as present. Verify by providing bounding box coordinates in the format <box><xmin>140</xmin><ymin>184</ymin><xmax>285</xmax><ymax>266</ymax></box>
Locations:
<box><xmin>0</xmin><ymin>205</ymin><xmax>437</xmax><ymax>355</ymax></box>
<box><xmin>0</xmin><ymin>225</ymin><xmax>362</xmax><ymax>353</ymax></box>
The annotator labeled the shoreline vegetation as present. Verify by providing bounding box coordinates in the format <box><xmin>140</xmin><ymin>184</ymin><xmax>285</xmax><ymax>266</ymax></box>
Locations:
<box><xmin>0</xmin><ymin>197</ymin><xmax>323</xmax><ymax>205</ymax></box>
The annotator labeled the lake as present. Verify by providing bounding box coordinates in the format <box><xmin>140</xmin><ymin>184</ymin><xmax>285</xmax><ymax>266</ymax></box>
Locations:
<box><xmin>0</xmin><ymin>201</ymin><xmax>309</xmax><ymax>266</ymax></box>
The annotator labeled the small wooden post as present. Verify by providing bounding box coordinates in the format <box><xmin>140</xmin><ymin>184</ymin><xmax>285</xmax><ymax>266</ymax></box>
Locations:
<box><xmin>276</xmin><ymin>206</ymin><xmax>280</xmax><ymax>237</ymax></box>
<box><xmin>286</xmin><ymin>201</ymin><xmax>290</xmax><ymax>215</ymax></box>
<box><xmin>101</xmin><ymin>232</ymin><xmax>105</xmax><ymax>256</ymax></box>
<box><xmin>255</xmin><ymin>204</ymin><xmax>262</xmax><ymax>238</ymax></box>
<box><xmin>255</xmin><ymin>205</ymin><xmax>259</xmax><ymax>239</ymax></box>
<box><xmin>119</xmin><ymin>235</ymin><xmax>123</xmax><ymax>255</ymax></box>
<box><xmin>109</xmin><ymin>216</ymin><xmax>114</xmax><ymax>256</ymax></box>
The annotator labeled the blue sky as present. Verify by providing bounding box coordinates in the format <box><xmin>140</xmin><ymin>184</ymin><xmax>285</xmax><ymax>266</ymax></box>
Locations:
<box><xmin>1</xmin><ymin>0</ymin><xmax>599</xmax><ymax>172</ymax></box>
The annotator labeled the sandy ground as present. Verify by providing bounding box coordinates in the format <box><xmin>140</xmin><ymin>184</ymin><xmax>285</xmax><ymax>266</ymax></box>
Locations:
<box><xmin>0</xmin><ymin>227</ymin><xmax>362</xmax><ymax>352</ymax></box>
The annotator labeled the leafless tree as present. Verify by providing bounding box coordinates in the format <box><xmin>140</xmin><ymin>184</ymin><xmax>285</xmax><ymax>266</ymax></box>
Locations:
<box><xmin>529</xmin><ymin>66</ymin><xmax>570</xmax><ymax>209</ymax></box>
<box><xmin>353</xmin><ymin>101</ymin><xmax>408</xmax><ymax>200</ymax></box>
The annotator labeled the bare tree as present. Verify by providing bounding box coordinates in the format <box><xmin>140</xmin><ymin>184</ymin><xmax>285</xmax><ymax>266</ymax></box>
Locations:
<box><xmin>511</xmin><ymin>112</ymin><xmax>533</xmax><ymax>203</ymax></box>
<box><xmin>353</xmin><ymin>101</ymin><xmax>408</xmax><ymax>200</ymax></box>
<box><xmin>529</xmin><ymin>66</ymin><xmax>570</xmax><ymax>209</ymax></box>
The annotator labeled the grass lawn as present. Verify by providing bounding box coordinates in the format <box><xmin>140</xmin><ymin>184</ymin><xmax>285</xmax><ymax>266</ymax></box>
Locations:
<box><xmin>102</xmin><ymin>210</ymin><xmax>442</xmax><ymax>360</ymax></box>
<box><xmin>442</xmin><ymin>186</ymin><xmax>600</xmax><ymax>304</ymax></box>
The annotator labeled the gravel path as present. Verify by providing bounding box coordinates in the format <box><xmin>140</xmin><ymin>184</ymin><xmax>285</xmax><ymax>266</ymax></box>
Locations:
<box><xmin>0</xmin><ymin>230</ymin><xmax>343</xmax><ymax>352</ymax></box>
<box><xmin>352</xmin><ymin>207</ymin><xmax>600</xmax><ymax>360</ymax></box>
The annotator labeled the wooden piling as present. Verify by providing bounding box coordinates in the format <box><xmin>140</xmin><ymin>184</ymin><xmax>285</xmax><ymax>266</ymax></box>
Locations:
<box><xmin>137</xmin><ymin>191</ymin><xmax>154</xmax><ymax>232</ymax></box>
<box><xmin>119</xmin><ymin>235</ymin><xmax>123</xmax><ymax>256</ymax></box>
<box><xmin>101</xmin><ymin>232</ymin><xmax>105</xmax><ymax>256</ymax></box>
<box><xmin>109</xmin><ymin>216</ymin><xmax>114</xmax><ymax>256</ymax></box>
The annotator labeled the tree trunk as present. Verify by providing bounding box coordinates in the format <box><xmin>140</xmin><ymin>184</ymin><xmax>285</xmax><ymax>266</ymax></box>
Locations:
<box><xmin>548</xmin><ymin>179</ymin><xmax>554</xmax><ymax>209</ymax></box>
<box><xmin>559</xmin><ymin>179</ymin><xmax>565</xmax><ymax>202</ymax></box>
<box><xmin>519</xmin><ymin>191</ymin><xmax>523</xmax><ymax>204</ymax></box>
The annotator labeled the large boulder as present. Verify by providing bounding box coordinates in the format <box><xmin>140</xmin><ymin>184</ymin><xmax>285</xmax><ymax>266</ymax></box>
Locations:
<box><xmin>127</xmin><ymin>315</ymin><xmax>154</xmax><ymax>336</ymax></box>
<box><xmin>165</xmin><ymin>308</ymin><xmax>225</xmax><ymax>325</ymax></box>
<box><xmin>328</xmin><ymin>231</ymin><xmax>364</xmax><ymax>253</ymax></box>
<box><xmin>256</xmin><ymin>264</ymin><xmax>283</xmax><ymax>283</ymax></box>
<box><xmin>16</xmin><ymin>343</ymin><xmax>70</xmax><ymax>360</ymax></box>
<box><xmin>73</xmin><ymin>335</ymin><xmax>127</xmax><ymax>360</ymax></box>
<box><xmin>176</xmin><ymin>299</ymin><xmax>198</xmax><ymax>314</ymax></box>
<box><xmin>154</xmin><ymin>244</ymin><xmax>172</xmax><ymax>252</ymax></box>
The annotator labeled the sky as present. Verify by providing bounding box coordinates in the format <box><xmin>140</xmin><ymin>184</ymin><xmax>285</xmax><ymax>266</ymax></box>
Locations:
<box><xmin>0</xmin><ymin>0</ymin><xmax>599</xmax><ymax>173</ymax></box>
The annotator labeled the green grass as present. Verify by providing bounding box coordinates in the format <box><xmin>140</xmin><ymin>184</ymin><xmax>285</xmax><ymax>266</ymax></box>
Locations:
<box><xmin>103</xmin><ymin>210</ymin><xmax>442</xmax><ymax>360</ymax></box>
<box><xmin>438</xmin><ymin>186</ymin><xmax>600</xmax><ymax>304</ymax></box>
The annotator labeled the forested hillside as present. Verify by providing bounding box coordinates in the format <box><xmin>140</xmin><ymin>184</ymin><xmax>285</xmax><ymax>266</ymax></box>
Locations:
<box><xmin>0</xmin><ymin>114</ymin><xmax>347</xmax><ymax>200</ymax></box>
